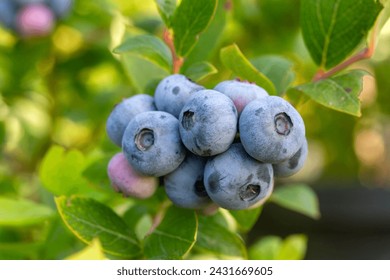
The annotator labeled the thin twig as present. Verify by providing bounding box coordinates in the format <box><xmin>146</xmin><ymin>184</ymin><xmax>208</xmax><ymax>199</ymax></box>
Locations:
<box><xmin>145</xmin><ymin>200</ymin><xmax>171</xmax><ymax>236</ymax></box>
<box><xmin>163</xmin><ymin>29</ymin><xmax>184</xmax><ymax>74</ymax></box>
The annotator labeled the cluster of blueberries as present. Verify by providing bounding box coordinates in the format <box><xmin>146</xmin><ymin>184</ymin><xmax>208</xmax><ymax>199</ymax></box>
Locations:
<box><xmin>106</xmin><ymin>74</ymin><xmax>307</xmax><ymax>210</ymax></box>
<box><xmin>0</xmin><ymin>0</ymin><xmax>72</xmax><ymax>38</ymax></box>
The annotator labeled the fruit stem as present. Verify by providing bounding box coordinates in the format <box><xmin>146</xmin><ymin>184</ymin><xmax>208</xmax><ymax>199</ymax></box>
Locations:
<box><xmin>163</xmin><ymin>28</ymin><xmax>184</xmax><ymax>74</ymax></box>
<box><xmin>312</xmin><ymin>20</ymin><xmax>378</xmax><ymax>82</ymax></box>
<box><xmin>146</xmin><ymin>200</ymin><xmax>172</xmax><ymax>236</ymax></box>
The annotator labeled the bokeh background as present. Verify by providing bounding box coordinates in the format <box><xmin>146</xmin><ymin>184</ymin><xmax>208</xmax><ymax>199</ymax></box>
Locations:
<box><xmin>1</xmin><ymin>0</ymin><xmax>390</xmax><ymax>259</ymax></box>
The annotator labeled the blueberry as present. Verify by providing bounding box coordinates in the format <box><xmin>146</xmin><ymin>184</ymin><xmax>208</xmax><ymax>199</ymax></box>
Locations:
<box><xmin>46</xmin><ymin>0</ymin><xmax>73</xmax><ymax>18</ymax></box>
<box><xmin>107</xmin><ymin>152</ymin><xmax>158</xmax><ymax>199</ymax></box>
<box><xmin>239</xmin><ymin>96</ymin><xmax>305</xmax><ymax>163</ymax></box>
<box><xmin>122</xmin><ymin>111</ymin><xmax>186</xmax><ymax>177</ymax></box>
<box><xmin>204</xmin><ymin>143</ymin><xmax>274</xmax><ymax>210</ymax></box>
<box><xmin>164</xmin><ymin>154</ymin><xmax>214</xmax><ymax>209</ymax></box>
<box><xmin>214</xmin><ymin>79</ymin><xmax>268</xmax><ymax>115</ymax></box>
<box><xmin>106</xmin><ymin>94</ymin><xmax>156</xmax><ymax>147</ymax></box>
<box><xmin>0</xmin><ymin>0</ymin><xmax>16</xmax><ymax>30</ymax></box>
<box><xmin>179</xmin><ymin>89</ymin><xmax>238</xmax><ymax>156</ymax></box>
<box><xmin>16</xmin><ymin>3</ymin><xmax>54</xmax><ymax>37</ymax></box>
<box><xmin>154</xmin><ymin>74</ymin><xmax>204</xmax><ymax>118</ymax></box>
<box><xmin>273</xmin><ymin>138</ymin><xmax>308</xmax><ymax>178</ymax></box>
<box><xmin>14</xmin><ymin>0</ymin><xmax>46</xmax><ymax>5</ymax></box>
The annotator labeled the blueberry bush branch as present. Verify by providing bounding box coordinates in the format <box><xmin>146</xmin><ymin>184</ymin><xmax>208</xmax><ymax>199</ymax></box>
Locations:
<box><xmin>163</xmin><ymin>28</ymin><xmax>184</xmax><ymax>74</ymax></box>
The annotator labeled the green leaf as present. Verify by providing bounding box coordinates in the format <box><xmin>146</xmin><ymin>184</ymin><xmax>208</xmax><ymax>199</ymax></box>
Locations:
<box><xmin>123</xmin><ymin>204</ymin><xmax>150</xmax><ymax>233</ymax></box>
<box><xmin>155</xmin><ymin>0</ymin><xmax>177</xmax><ymax>27</ymax></box>
<box><xmin>277</xmin><ymin>234</ymin><xmax>307</xmax><ymax>260</ymax></box>
<box><xmin>0</xmin><ymin>197</ymin><xmax>54</xmax><ymax>227</ymax></box>
<box><xmin>66</xmin><ymin>239</ymin><xmax>106</xmax><ymax>260</ymax></box>
<box><xmin>183</xmin><ymin>61</ymin><xmax>218</xmax><ymax>82</ymax></box>
<box><xmin>251</xmin><ymin>55</ymin><xmax>295</xmax><ymax>95</ymax></box>
<box><xmin>301</xmin><ymin>0</ymin><xmax>382</xmax><ymax>69</ymax></box>
<box><xmin>0</xmin><ymin>241</ymin><xmax>43</xmax><ymax>259</ymax></box>
<box><xmin>55</xmin><ymin>196</ymin><xmax>141</xmax><ymax>259</ymax></box>
<box><xmin>172</xmin><ymin>0</ymin><xmax>218</xmax><ymax>57</ymax></box>
<box><xmin>121</xmin><ymin>54</ymin><xmax>169</xmax><ymax>93</ymax></box>
<box><xmin>113</xmin><ymin>34</ymin><xmax>172</xmax><ymax>71</ymax></box>
<box><xmin>0</xmin><ymin>121</ymin><xmax>5</xmax><ymax>150</ymax></box>
<box><xmin>81</xmin><ymin>154</ymin><xmax>111</xmax><ymax>190</ymax></box>
<box><xmin>182</xmin><ymin>0</ymin><xmax>228</xmax><ymax>70</ymax></box>
<box><xmin>291</xmin><ymin>70</ymin><xmax>368</xmax><ymax>117</ymax></box>
<box><xmin>220</xmin><ymin>44</ymin><xmax>276</xmax><ymax>94</ymax></box>
<box><xmin>196</xmin><ymin>214</ymin><xmax>247</xmax><ymax>259</ymax></box>
<box><xmin>249</xmin><ymin>234</ymin><xmax>307</xmax><ymax>260</ymax></box>
<box><xmin>39</xmin><ymin>146</ymin><xmax>89</xmax><ymax>196</ymax></box>
<box><xmin>229</xmin><ymin>206</ymin><xmax>262</xmax><ymax>233</ymax></box>
<box><xmin>270</xmin><ymin>184</ymin><xmax>320</xmax><ymax>219</ymax></box>
<box><xmin>143</xmin><ymin>205</ymin><xmax>197</xmax><ymax>259</ymax></box>
<box><xmin>249</xmin><ymin>236</ymin><xmax>282</xmax><ymax>260</ymax></box>
<box><xmin>123</xmin><ymin>204</ymin><xmax>153</xmax><ymax>240</ymax></box>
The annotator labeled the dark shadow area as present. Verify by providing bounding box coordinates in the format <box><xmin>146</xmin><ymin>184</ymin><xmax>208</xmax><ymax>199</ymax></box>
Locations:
<box><xmin>248</xmin><ymin>183</ymin><xmax>390</xmax><ymax>259</ymax></box>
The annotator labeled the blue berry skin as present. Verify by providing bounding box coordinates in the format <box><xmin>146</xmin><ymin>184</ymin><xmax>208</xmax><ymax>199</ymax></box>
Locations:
<box><xmin>46</xmin><ymin>0</ymin><xmax>73</xmax><ymax>18</ymax></box>
<box><xmin>14</xmin><ymin>0</ymin><xmax>45</xmax><ymax>5</ymax></box>
<box><xmin>154</xmin><ymin>74</ymin><xmax>204</xmax><ymax>118</ymax></box>
<box><xmin>0</xmin><ymin>0</ymin><xmax>16</xmax><ymax>29</ymax></box>
<box><xmin>179</xmin><ymin>89</ymin><xmax>238</xmax><ymax>156</ymax></box>
<box><xmin>106</xmin><ymin>94</ymin><xmax>156</xmax><ymax>147</ymax></box>
<box><xmin>214</xmin><ymin>80</ymin><xmax>268</xmax><ymax>116</ymax></box>
<box><xmin>122</xmin><ymin>111</ymin><xmax>186</xmax><ymax>177</ymax></box>
<box><xmin>164</xmin><ymin>154</ymin><xmax>214</xmax><ymax>209</ymax></box>
<box><xmin>204</xmin><ymin>143</ymin><xmax>274</xmax><ymax>210</ymax></box>
<box><xmin>239</xmin><ymin>96</ymin><xmax>305</xmax><ymax>163</ymax></box>
<box><xmin>273</xmin><ymin>138</ymin><xmax>308</xmax><ymax>178</ymax></box>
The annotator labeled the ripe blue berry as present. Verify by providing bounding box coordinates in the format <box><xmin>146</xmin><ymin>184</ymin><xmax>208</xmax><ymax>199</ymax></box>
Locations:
<box><xmin>0</xmin><ymin>0</ymin><xmax>16</xmax><ymax>30</ymax></box>
<box><xmin>106</xmin><ymin>94</ymin><xmax>156</xmax><ymax>147</ymax></box>
<box><xmin>204</xmin><ymin>143</ymin><xmax>274</xmax><ymax>210</ymax></box>
<box><xmin>214</xmin><ymin>79</ymin><xmax>268</xmax><ymax>115</ymax></box>
<box><xmin>14</xmin><ymin>0</ymin><xmax>45</xmax><ymax>5</ymax></box>
<box><xmin>122</xmin><ymin>111</ymin><xmax>186</xmax><ymax>177</ymax></box>
<box><xmin>273</xmin><ymin>138</ymin><xmax>308</xmax><ymax>178</ymax></box>
<box><xmin>239</xmin><ymin>96</ymin><xmax>305</xmax><ymax>163</ymax></box>
<box><xmin>107</xmin><ymin>152</ymin><xmax>158</xmax><ymax>199</ymax></box>
<box><xmin>179</xmin><ymin>89</ymin><xmax>238</xmax><ymax>156</ymax></box>
<box><xmin>164</xmin><ymin>154</ymin><xmax>214</xmax><ymax>209</ymax></box>
<box><xmin>154</xmin><ymin>74</ymin><xmax>204</xmax><ymax>118</ymax></box>
<box><xmin>47</xmin><ymin>0</ymin><xmax>73</xmax><ymax>18</ymax></box>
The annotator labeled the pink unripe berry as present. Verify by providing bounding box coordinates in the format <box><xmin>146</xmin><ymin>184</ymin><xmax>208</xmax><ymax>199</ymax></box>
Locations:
<box><xmin>17</xmin><ymin>4</ymin><xmax>54</xmax><ymax>38</ymax></box>
<box><xmin>107</xmin><ymin>152</ymin><xmax>158</xmax><ymax>199</ymax></box>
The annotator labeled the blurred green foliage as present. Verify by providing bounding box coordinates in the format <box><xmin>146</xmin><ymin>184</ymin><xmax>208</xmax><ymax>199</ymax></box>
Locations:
<box><xmin>0</xmin><ymin>0</ymin><xmax>389</xmax><ymax>259</ymax></box>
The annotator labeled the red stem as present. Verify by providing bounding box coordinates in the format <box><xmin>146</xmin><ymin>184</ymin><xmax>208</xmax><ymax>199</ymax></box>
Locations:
<box><xmin>146</xmin><ymin>200</ymin><xmax>171</xmax><ymax>236</ymax></box>
<box><xmin>163</xmin><ymin>29</ymin><xmax>184</xmax><ymax>74</ymax></box>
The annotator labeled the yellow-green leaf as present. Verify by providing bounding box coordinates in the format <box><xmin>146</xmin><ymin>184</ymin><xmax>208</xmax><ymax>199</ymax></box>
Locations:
<box><xmin>66</xmin><ymin>239</ymin><xmax>106</xmax><ymax>260</ymax></box>
<box><xmin>291</xmin><ymin>70</ymin><xmax>368</xmax><ymax>117</ymax></box>
<box><xmin>183</xmin><ymin>61</ymin><xmax>218</xmax><ymax>82</ymax></box>
<box><xmin>0</xmin><ymin>197</ymin><xmax>54</xmax><ymax>227</ymax></box>
<box><xmin>270</xmin><ymin>184</ymin><xmax>320</xmax><ymax>219</ymax></box>
<box><xmin>56</xmin><ymin>196</ymin><xmax>141</xmax><ymax>259</ymax></box>
<box><xmin>114</xmin><ymin>34</ymin><xmax>172</xmax><ymax>72</ymax></box>
<box><xmin>172</xmin><ymin>0</ymin><xmax>218</xmax><ymax>56</ymax></box>
<box><xmin>220</xmin><ymin>44</ymin><xmax>276</xmax><ymax>94</ymax></box>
